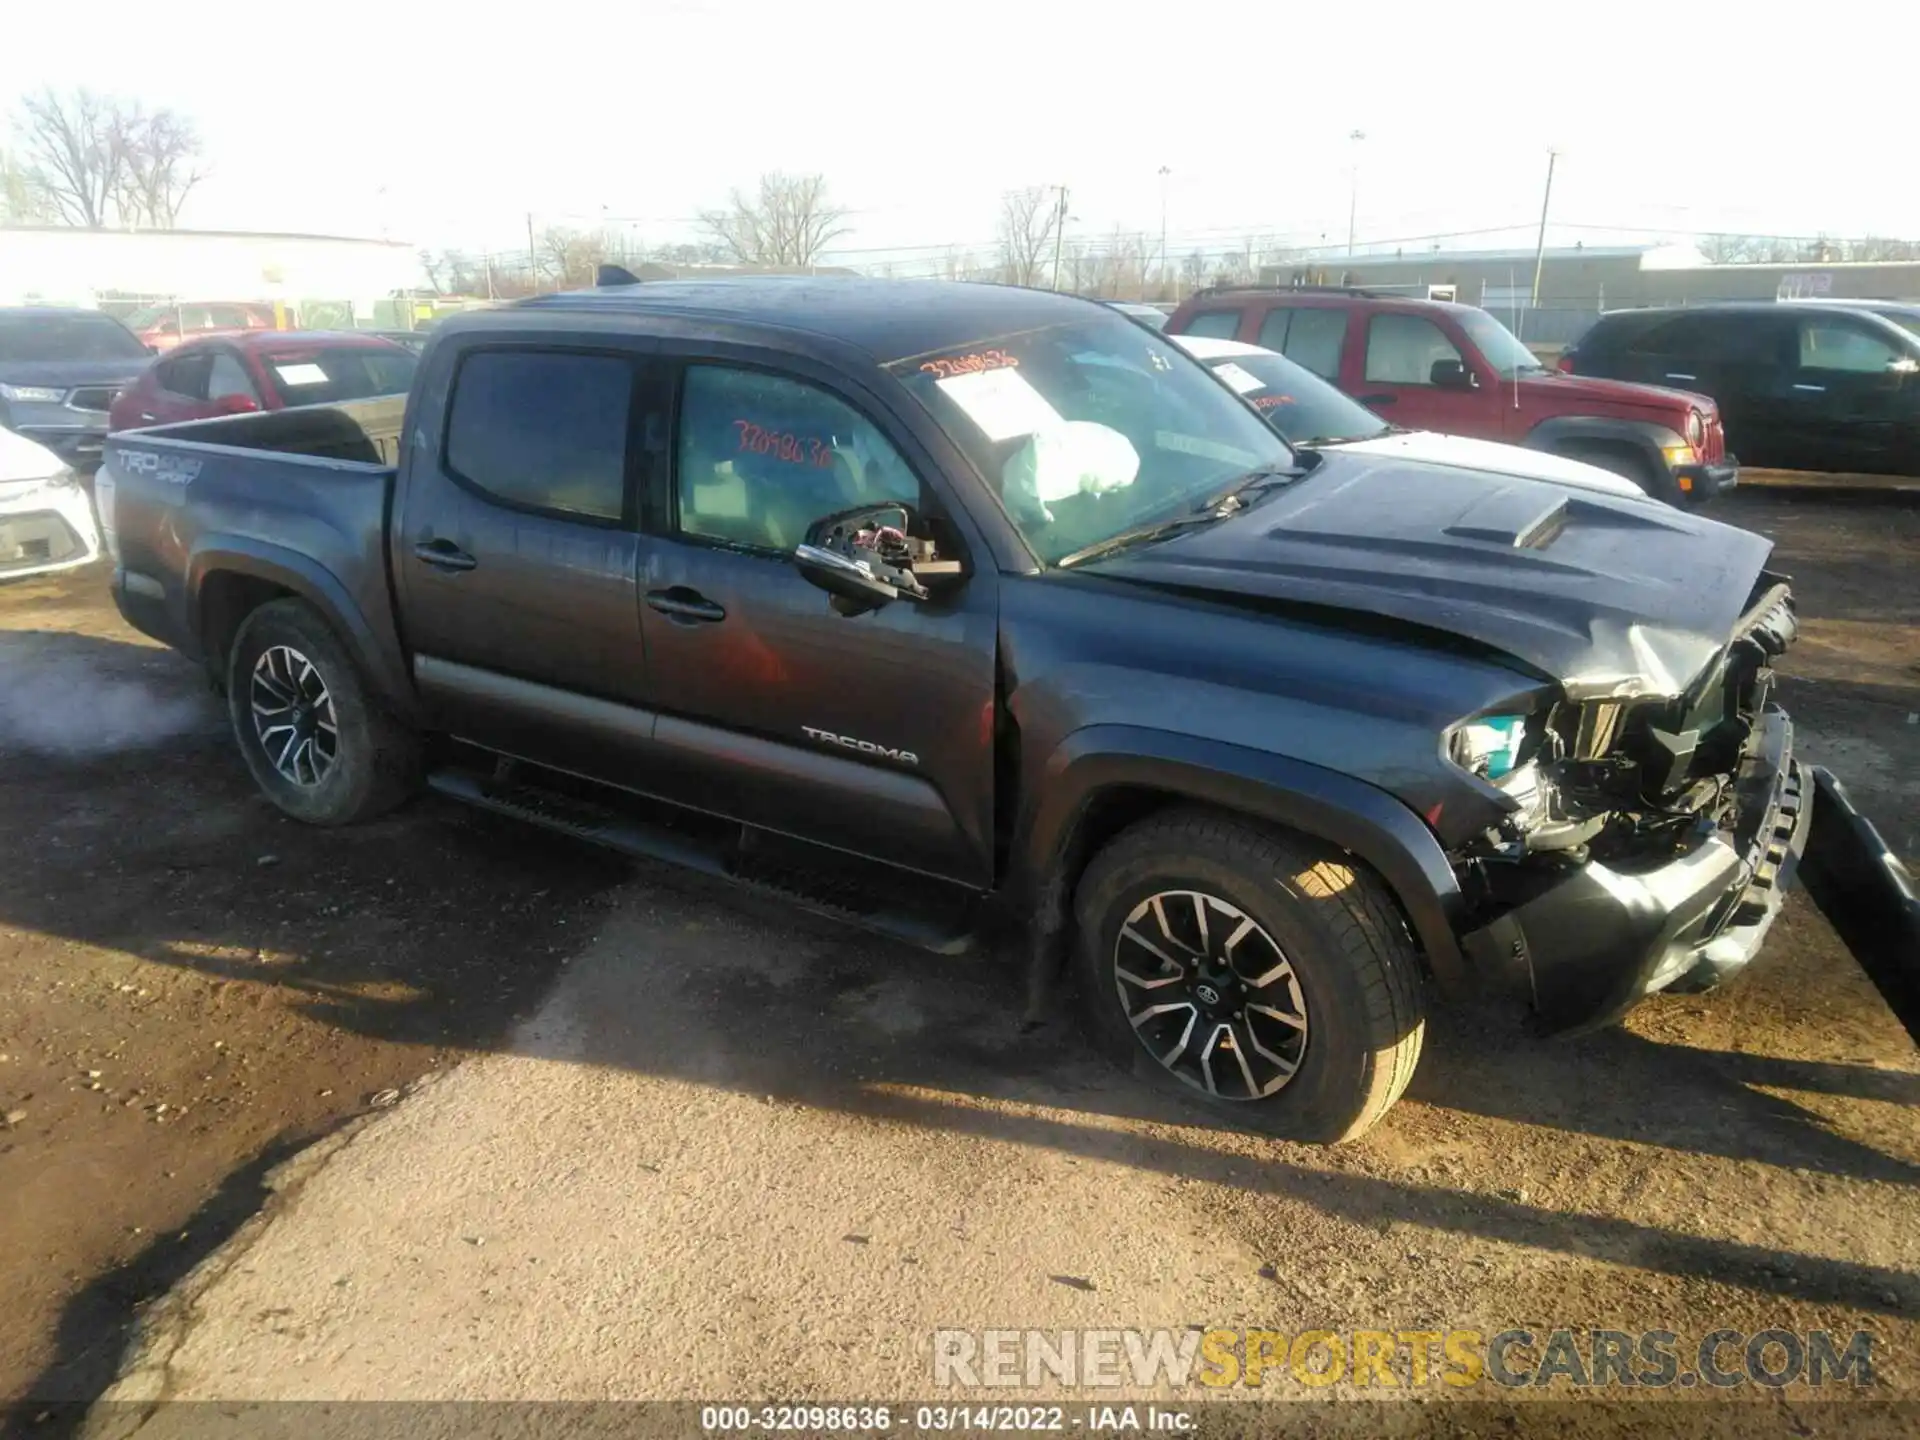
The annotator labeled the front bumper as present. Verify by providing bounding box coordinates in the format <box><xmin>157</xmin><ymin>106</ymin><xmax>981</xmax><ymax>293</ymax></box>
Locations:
<box><xmin>1673</xmin><ymin>455</ymin><xmax>1739</xmax><ymax>503</ymax></box>
<box><xmin>1463</xmin><ymin>704</ymin><xmax>1809</xmax><ymax>1032</ymax></box>
<box><xmin>0</xmin><ymin>498</ymin><xmax>101</xmax><ymax>581</ymax></box>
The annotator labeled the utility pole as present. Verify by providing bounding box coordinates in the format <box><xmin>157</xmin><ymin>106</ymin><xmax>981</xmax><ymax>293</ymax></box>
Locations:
<box><xmin>1050</xmin><ymin>186</ymin><xmax>1069</xmax><ymax>291</ymax></box>
<box><xmin>1529</xmin><ymin>148</ymin><xmax>1559</xmax><ymax>309</ymax></box>
<box><xmin>1157</xmin><ymin>166</ymin><xmax>1171</xmax><ymax>297</ymax></box>
<box><xmin>1346</xmin><ymin>130</ymin><xmax>1365</xmax><ymax>256</ymax></box>
<box><xmin>526</xmin><ymin>212</ymin><xmax>539</xmax><ymax>294</ymax></box>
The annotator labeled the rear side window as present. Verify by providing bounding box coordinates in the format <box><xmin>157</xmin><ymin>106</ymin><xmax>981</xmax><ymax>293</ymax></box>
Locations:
<box><xmin>1179</xmin><ymin>310</ymin><xmax>1242</xmax><ymax>340</ymax></box>
<box><xmin>1364</xmin><ymin>314</ymin><xmax>1465</xmax><ymax>385</ymax></box>
<box><xmin>1273</xmin><ymin>308</ymin><xmax>1347</xmax><ymax>378</ymax></box>
<box><xmin>207</xmin><ymin>352</ymin><xmax>257</xmax><ymax>403</ymax></box>
<box><xmin>445</xmin><ymin>351</ymin><xmax>632</xmax><ymax>522</ymax></box>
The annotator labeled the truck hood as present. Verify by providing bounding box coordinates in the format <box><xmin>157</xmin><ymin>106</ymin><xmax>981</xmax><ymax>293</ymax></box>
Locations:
<box><xmin>0</xmin><ymin>358</ymin><xmax>150</xmax><ymax>389</ymax></box>
<box><xmin>1515</xmin><ymin>369</ymin><xmax>1708</xmax><ymax>420</ymax></box>
<box><xmin>1085</xmin><ymin>449</ymin><xmax>1773</xmax><ymax>701</ymax></box>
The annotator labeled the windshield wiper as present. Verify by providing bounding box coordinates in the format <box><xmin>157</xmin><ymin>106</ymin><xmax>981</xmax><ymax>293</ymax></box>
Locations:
<box><xmin>1054</xmin><ymin>510</ymin><xmax>1231</xmax><ymax>569</ymax></box>
<box><xmin>1197</xmin><ymin>463</ymin><xmax>1302</xmax><ymax>513</ymax></box>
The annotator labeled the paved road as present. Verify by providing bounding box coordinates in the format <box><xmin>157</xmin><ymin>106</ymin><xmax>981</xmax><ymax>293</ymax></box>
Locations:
<box><xmin>89</xmin><ymin>862</ymin><xmax>1918</xmax><ymax>1419</ymax></box>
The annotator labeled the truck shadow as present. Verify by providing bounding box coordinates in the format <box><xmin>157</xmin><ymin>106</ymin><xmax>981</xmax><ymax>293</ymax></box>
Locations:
<box><xmin>4</xmin><ymin>631</ymin><xmax>1918</xmax><ymax>1412</ymax></box>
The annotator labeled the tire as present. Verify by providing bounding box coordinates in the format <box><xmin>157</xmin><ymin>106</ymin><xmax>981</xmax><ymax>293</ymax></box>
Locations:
<box><xmin>1558</xmin><ymin>443</ymin><xmax>1677</xmax><ymax>505</ymax></box>
<box><xmin>1071</xmin><ymin>808</ymin><xmax>1426</xmax><ymax>1144</ymax></box>
<box><xmin>226</xmin><ymin>598</ymin><xmax>421</xmax><ymax>826</ymax></box>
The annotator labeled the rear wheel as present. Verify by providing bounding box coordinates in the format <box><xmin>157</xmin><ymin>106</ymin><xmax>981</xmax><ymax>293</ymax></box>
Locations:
<box><xmin>1071</xmin><ymin>809</ymin><xmax>1426</xmax><ymax>1143</ymax></box>
<box><xmin>227</xmin><ymin>599</ymin><xmax>421</xmax><ymax>825</ymax></box>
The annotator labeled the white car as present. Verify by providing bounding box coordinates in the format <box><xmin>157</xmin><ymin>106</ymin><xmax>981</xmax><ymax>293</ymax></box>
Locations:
<box><xmin>1</xmin><ymin>424</ymin><xmax>102</xmax><ymax>581</ymax></box>
<box><xmin>1172</xmin><ymin>334</ymin><xmax>1648</xmax><ymax>499</ymax></box>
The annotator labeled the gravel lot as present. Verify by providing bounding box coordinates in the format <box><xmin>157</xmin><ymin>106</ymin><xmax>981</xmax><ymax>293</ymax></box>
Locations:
<box><xmin>1</xmin><ymin>489</ymin><xmax>1914</xmax><ymax>1431</ymax></box>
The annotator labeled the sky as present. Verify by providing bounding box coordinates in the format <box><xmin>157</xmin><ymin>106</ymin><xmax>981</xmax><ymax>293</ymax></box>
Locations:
<box><xmin>6</xmin><ymin>0</ymin><xmax>1919</xmax><ymax>272</ymax></box>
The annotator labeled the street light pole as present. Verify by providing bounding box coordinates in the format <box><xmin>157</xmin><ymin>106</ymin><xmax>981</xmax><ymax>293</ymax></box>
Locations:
<box><xmin>1529</xmin><ymin>148</ymin><xmax>1560</xmax><ymax>309</ymax></box>
<box><xmin>1050</xmin><ymin>186</ymin><xmax>1070</xmax><ymax>291</ymax></box>
<box><xmin>1157</xmin><ymin>165</ymin><xmax>1171</xmax><ymax>296</ymax></box>
<box><xmin>1346</xmin><ymin>130</ymin><xmax>1365</xmax><ymax>256</ymax></box>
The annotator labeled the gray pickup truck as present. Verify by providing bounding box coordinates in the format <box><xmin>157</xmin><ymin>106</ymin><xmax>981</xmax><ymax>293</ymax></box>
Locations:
<box><xmin>94</xmin><ymin>278</ymin><xmax>1917</xmax><ymax>1141</ymax></box>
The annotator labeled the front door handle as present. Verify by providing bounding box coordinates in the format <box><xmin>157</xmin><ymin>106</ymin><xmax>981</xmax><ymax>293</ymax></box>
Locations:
<box><xmin>1792</xmin><ymin>383</ymin><xmax>1827</xmax><ymax>393</ymax></box>
<box><xmin>413</xmin><ymin>539</ymin><xmax>477</xmax><ymax>572</ymax></box>
<box><xmin>646</xmin><ymin>587</ymin><xmax>726</xmax><ymax>623</ymax></box>
<box><xmin>1356</xmin><ymin>393</ymin><xmax>1397</xmax><ymax>406</ymax></box>
<box><xmin>1664</xmin><ymin>372</ymin><xmax>1697</xmax><ymax>382</ymax></box>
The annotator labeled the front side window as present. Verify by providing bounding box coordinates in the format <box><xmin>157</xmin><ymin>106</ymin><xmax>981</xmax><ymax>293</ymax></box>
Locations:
<box><xmin>893</xmin><ymin>313</ymin><xmax>1290</xmax><ymax>566</ymax></box>
<box><xmin>676</xmin><ymin>365</ymin><xmax>920</xmax><ymax>553</ymax></box>
<box><xmin>1798</xmin><ymin>320</ymin><xmax>1904</xmax><ymax>373</ymax></box>
<box><xmin>156</xmin><ymin>352</ymin><xmax>212</xmax><ymax>400</ymax></box>
<box><xmin>1364</xmin><ymin>313</ymin><xmax>1466</xmax><ymax>386</ymax></box>
<box><xmin>445</xmin><ymin>350</ymin><xmax>631</xmax><ymax>522</ymax></box>
<box><xmin>1451</xmin><ymin>308</ymin><xmax>1545</xmax><ymax>378</ymax></box>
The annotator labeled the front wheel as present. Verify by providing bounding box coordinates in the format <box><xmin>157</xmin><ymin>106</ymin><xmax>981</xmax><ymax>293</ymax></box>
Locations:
<box><xmin>1072</xmin><ymin>809</ymin><xmax>1427</xmax><ymax>1143</ymax></box>
<box><xmin>227</xmin><ymin>598</ymin><xmax>421</xmax><ymax>826</ymax></box>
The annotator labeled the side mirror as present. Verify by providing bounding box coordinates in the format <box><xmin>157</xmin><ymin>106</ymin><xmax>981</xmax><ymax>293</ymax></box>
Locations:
<box><xmin>1430</xmin><ymin>359</ymin><xmax>1475</xmax><ymax>390</ymax></box>
<box><xmin>215</xmin><ymin>393</ymin><xmax>261</xmax><ymax>415</ymax></box>
<box><xmin>793</xmin><ymin>503</ymin><xmax>931</xmax><ymax>615</ymax></box>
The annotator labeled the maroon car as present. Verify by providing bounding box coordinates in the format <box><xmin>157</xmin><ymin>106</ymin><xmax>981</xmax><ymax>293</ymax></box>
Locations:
<box><xmin>110</xmin><ymin>331</ymin><xmax>419</xmax><ymax>432</ymax></box>
<box><xmin>1166</xmin><ymin>288</ymin><xmax>1736</xmax><ymax>505</ymax></box>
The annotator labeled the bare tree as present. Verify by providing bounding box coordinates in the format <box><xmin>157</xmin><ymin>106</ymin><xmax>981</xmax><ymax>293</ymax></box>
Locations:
<box><xmin>0</xmin><ymin>147</ymin><xmax>51</xmax><ymax>223</ymax></box>
<box><xmin>112</xmin><ymin>106</ymin><xmax>205</xmax><ymax>227</ymax></box>
<box><xmin>1845</xmin><ymin>236</ymin><xmax>1920</xmax><ymax>262</ymax></box>
<box><xmin>1699</xmin><ymin>233</ymin><xmax>1801</xmax><ymax>265</ymax></box>
<box><xmin>1180</xmin><ymin>249</ymin><xmax>1207</xmax><ymax>293</ymax></box>
<box><xmin>536</xmin><ymin>226</ymin><xmax>608</xmax><ymax>289</ymax></box>
<box><xmin>10</xmin><ymin>88</ymin><xmax>205</xmax><ymax>228</ymax></box>
<box><xmin>996</xmin><ymin>187</ymin><xmax>1061</xmax><ymax>287</ymax></box>
<box><xmin>13</xmin><ymin>88</ymin><xmax>124</xmax><ymax>226</ymax></box>
<box><xmin>700</xmin><ymin>173</ymin><xmax>849</xmax><ymax>268</ymax></box>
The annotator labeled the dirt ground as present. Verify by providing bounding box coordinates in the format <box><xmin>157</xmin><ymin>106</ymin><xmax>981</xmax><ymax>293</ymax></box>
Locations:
<box><xmin>0</xmin><ymin>488</ymin><xmax>1914</xmax><ymax>1418</ymax></box>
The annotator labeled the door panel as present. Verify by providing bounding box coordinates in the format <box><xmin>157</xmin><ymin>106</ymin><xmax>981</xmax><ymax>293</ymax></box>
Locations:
<box><xmin>1780</xmin><ymin>316</ymin><xmax>1913</xmax><ymax>474</ymax></box>
<box><xmin>396</xmin><ymin>345</ymin><xmax>656</xmax><ymax>779</ymax></box>
<box><xmin>636</xmin><ymin>359</ymin><xmax>997</xmax><ymax>886</ymax></box>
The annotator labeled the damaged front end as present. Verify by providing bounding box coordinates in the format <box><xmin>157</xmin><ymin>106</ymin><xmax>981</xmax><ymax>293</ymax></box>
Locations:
<box><xmin>1456</xmin><ymin>575</ymin><xmax>1813</xmax><ymax>1032</ymax></box>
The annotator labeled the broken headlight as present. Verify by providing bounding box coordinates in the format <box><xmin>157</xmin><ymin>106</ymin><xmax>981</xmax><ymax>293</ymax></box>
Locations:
<box><xmin>1448</xmin><ymin>712</ymin><xmax>1532</xmax><ymax>783</ymax></box>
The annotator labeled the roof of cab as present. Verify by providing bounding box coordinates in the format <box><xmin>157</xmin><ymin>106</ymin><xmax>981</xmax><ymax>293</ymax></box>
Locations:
<box><xmin>503</xmin><ymin>276</ymin><xmax>1113</xmax><ymax>365</ymax></box>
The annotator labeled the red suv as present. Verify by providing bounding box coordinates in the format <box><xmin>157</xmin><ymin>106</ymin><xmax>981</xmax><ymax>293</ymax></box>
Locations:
<box><xmin>109</xmin><ymin>331</ymin><xmax>418</xmax><ymax>431</ymax></box>
<box><xmin>1165</xmin><ymin>288</ymin><xmax>1736</xmax><ymax>505</ymax></box>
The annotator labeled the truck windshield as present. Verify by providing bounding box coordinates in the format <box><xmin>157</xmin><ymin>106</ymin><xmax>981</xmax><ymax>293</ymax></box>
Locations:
<box><xmin>1455</xmin><ymin>308</ymin><xmax>1548</xmax><ymax>378</ymax></box>
<box><xmin>0</xmin><ymin>314</ymin><xmax>149</xmax><ymax>363</ymax></box>
<box><xmin>891</xmin><ymin>316</ymin><xmax>1293</xmax><ymax>566</ymax></box>
<box><xmin>1201</xmin><ymin>351</ymin><xmax>1389</xmax><ymax>445</ymax></box>
<box><xmin>260</xmin><ymin>347</ymin><xmax>419</xmax><ymax>407</ymax></box>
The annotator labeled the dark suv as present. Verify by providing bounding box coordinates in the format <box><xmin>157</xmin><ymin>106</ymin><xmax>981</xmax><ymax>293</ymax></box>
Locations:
<box><xmin>1166</xmin><ymin>288</ymin><xmax>1736</xmax><ymax>506</ymax></box>
<box><xmin>0</xmin><ymin>307</ymin><xmax>154</xmax><ymax>471</ymax></box>
<box><xmin>1562</xmin><ymin>303</ymin><xmax>1920</xmax><ymax>477</ymax></box>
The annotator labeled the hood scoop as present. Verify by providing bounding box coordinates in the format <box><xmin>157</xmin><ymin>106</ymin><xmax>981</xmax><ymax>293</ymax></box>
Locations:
<box><xmin>1442</xmin><ymin>487</ymin><xmax>1569</xmax><ymax>549</ymax></box>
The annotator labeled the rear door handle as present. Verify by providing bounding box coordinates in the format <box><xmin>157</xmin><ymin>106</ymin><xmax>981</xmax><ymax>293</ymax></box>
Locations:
<box><xmin>646</xmin><ymin>587</ymin><xmax>726</xmax><ymax>623</ymax></box>
<box><xmin>1664</xmin><ymin>373</ymin><xmax>1697</xmax><ymax>382</ymax></box>
<box><xmin>1792</xmin><ymin>383</ymin><xmax>1827</xmax><ymax>393</ymax></box>
<box><xmin>1356</xmin><ymin>393</ymin><xmax>1397</xmax><ymax>406</ymax></box>
<box><xmin>413</xmin><ymin>539</ymin><xmax>477</xmax><ymax>572</ymax></box>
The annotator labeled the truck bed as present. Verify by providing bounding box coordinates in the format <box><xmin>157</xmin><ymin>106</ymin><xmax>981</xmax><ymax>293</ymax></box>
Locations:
<box><xmin>97</xmin><ymin>397</ymin><xmax>412</xmax><ymax>699</ymax></box>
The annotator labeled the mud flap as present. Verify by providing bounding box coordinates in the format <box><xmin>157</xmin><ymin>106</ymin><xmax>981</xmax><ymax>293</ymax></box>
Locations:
<box><xmin>1799</xmin><ymin>766</ymin><xmax>1920</xmax><ymax>1045</ymax></box>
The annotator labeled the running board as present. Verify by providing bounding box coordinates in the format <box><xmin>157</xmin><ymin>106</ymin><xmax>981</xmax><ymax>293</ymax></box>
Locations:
<box><xmin>425</xmin><ymin>765</ymin><xmax>978</xmax><ymax>956</ymax></box>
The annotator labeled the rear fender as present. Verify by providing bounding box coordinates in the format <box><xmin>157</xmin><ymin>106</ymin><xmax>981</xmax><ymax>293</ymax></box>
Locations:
<box><xmin>1017</xmin><ymin>725</ymin><xmax>1469</xmax><ymax>994</ymax></box>
<box><xmin>188</xmin><ymin>538</ymin><xmax>418</xmax><ymax>719</ymax></box>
